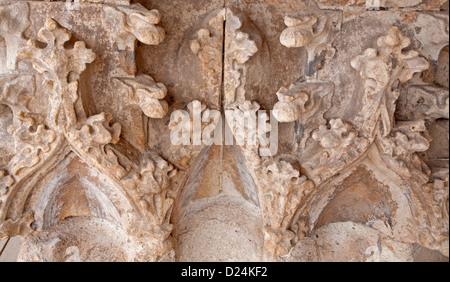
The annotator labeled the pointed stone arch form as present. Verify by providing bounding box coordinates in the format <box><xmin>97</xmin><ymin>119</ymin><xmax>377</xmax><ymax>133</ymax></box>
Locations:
<box><xmin>173</xmin><ymin>145</ymin><xmax>259</xmax><ymax>213</ymax></box>
<box><xmin>295</xmin><ymin>142</ymin><xmax>447</xmax><ymax>258</ymax></box>
<box><xmin>24</xmin><ymin>152</ymin><xmax>128</xmax><ymax>231</ymax></box>
<box><xmin>0</xmin><ymin>0</ymin><xmax>448</xmax><ymax>262</ymax></box>
<box><xmin>313</xmin><ymin>164</ymin><xmax>397</xmax><ymax>230</ymax></box>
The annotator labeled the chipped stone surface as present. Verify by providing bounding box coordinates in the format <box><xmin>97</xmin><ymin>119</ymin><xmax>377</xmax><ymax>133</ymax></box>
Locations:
<box><xmin>0</xmin><ymin>0</ymin><xmax>448</xmax><ymax>262</ymax></box>
<box><xmin>315</xmin><ymin>0</ymin><xmax>446</xmax><ymax>10</ymax></box>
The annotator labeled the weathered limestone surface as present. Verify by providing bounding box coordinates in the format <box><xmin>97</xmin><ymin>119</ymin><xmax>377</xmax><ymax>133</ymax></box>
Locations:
<box><xmin>0</xmin><ymin>0</ymin><xmax>448</xmax><ymax>262</ymax></box>
<box><xmin>0</xmin><ymin>236</ymin><xmax>20</xmax><ymax>262</ymax></box>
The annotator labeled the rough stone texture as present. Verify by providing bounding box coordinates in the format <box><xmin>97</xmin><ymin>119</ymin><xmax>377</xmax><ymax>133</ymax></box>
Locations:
<box><xmin>174</xmin><ymin>194</ymin><xmax>263</xmax><ymax>262</ymax></box>
<box><xmin>18</xmin><ymin>217</ymin><xmax>134</xmax><ymax>262</ymax></box>
<box><xmin>412</xmin><ymin>244</ymin><xmax>450</xmax><ymax>262</ymax></box>
<box><xmin>315</xmin><ymin>0</ymin><xmax>446</xmax><ymax>10</ymax></box>
<box><xmin>0</xmin><ymin>0</ymin><xmax>448</xmax><ymax>262</ymax></box>
<box><xmin>287</xmin><ymin>222</ymin><xmax>382</xmax><ymax>262</ymax></box>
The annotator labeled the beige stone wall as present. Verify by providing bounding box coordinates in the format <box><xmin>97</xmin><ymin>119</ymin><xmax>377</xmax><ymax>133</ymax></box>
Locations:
<box><xmin>0</xmin><ymin>0</ymin><xmax>448</xmax><ymax>262</ymax></box>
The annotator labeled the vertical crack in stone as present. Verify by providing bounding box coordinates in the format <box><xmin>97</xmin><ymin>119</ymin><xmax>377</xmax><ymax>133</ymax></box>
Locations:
<box><xmin>219</xmin><ymin>10</ymin><xmax>227</xmax><ymax>194</ymax></box>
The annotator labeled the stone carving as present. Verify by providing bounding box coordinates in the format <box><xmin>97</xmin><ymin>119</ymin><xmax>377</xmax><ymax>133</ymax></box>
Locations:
<box><xmin>274</xmin><ymin>27</ymin><xmax>431</xmax><ymax>185</ymax></box>
<box><xmin>273</xmin><ymin>85</ymin><xmax>311</xmax><ymax>123</ymax></box>
<box><xmin>226</xmin><ymin>99</ymin><xmax>314</xmax><ymax>258</ymax></box>
<box><xmin>270</xmin><ymin>25</ymin><xmax>433</xmax><ymax>187</ymax></box>
<box><xmin>0</xmin><ymin>211</ymin><xmax>34</xmax><ymax>241</ymax></box>
<box><xmin>108</xmin><ymin>3</ymin><xmax>169</xmax><ymax>150</ymax></box>
<box><xmin>0</xmin><ymin>170</ymin><xmax>14</xmax><ymax>206</ymax></box>
<box><xmin>396</xmin><ymin>85</ymin><xmax>449</xmax><ymax>122</ymax></box>
<box><xmin>374</xmin><ymin>119</ymin><xmax>449</xmax><ymax>253</ymax></box>
<box><xmin>123</xmin><ymin>154</ymin><xmax>177</xmax><ymax>259</ymax></box>
<box><xmin>17</xmin><ymin>18</ymin><xmax>95</xmax><ymax>130</ymax></box>
<box><xmin>190</xmin><ymin>9</ymin><xmax>226</xmax><ymax>110</ymax></box>
<box><xmin>271</xmin><ymin>79</ymin><xmax>365</xmax><ymax>185</ymax></box>
<box><xmin>67</xmin><ymin>112</ymin><xmax>128</xmax><ymax>180</ymax></box>
<box><xmin>0</xmin><ymin>75</ymin><xmax>34</xmax><ymax>114</ymax></box>
<box><xmin>303</xmin><ymin>119</ymin><xmax>369</xmax><ymax>183</ymax></box>
<box><xmin>315</xmin><ymin>0</ymin><xmax>445</xmax><ymax>10</ymax></box>
<box><xmin>169</xmin><ymin>100</ymin><xmax>221</xmax><ymax>146</ymax></box>
<box><xmin>223</xmin><ymin>8</ymin><xmax>260</xmax><ymax>109</ymax></box>
<box><xmin>312</xmin><ymin>119</ymin><xmax>364</xmax><ymax>149</ymax></box>
<box><xmin>414</xmin><ymin>13</ymin><xmax>449</xmax><ymax>61</ymax></box>
<box><xmin>9</xmin><ymin>112</ymin><xmax>57</xmax><ymax>176</ymax></box>
<box><xmin>108</xmin><ymin>4</ymin><xmax>165</xmax><ymax>50</ymax></box>
<box><xmin>376</xmin><ymin>120</ymin><xmax>431</xmax><ymax>184</ymax></box>
<box><xmin>1</xmin><ymin>85</ymin><xmax>61</xmax><ymax>241</ymax></box>
<box><xmin>280</xmin><ymin>11</ymin><xmax>341</xmax><ymax>77</ymax></box>
<box><xmin>1</xmin><ymin>10</ymin><xmax>178</xmax><ymax>261</ymax></box>
<box><xmin>1</xmin><ymin>19</ymin><xmax>102</xmax><ymax>241</ymax></box>
<box><xmin>341</xmin><ymin>27</ymin><xmax>449</xmax><ymax>259</ymax></box>
<box><xmin>0</xmin><ymin>1</ymin><xmax>448</xmax><ymax>263</ymax></box>
<box><xmin>0</xmin><ymin>2</ymin><xmax>30</xmax><ymax>73</ymax></box>
<box><xmin>225</xmin><ymin>100</ymin><xmax>270</xmax><ymax>166</ymax></box>
<box><xmin>271</xmin><ymin>21</ymin><xmax>447</xmax><ymax>262</ymax></box>
<box><xmin>17</xmin><ymin>18</ymin><xmax>127</xmax><ymax>181</ymax></box>
<box><xmin>259</xmin><ymin>160</ymin><xmax>315</xmax><ymax>258</ymax></box>
<box><xmin>273</xmin><ymin>82</ymin><xmax>333</xmax><ymax>151</ymax></box>
<box><xmin>72</xmin><ymin>113</ymin><xmax>121</xmax><ymax>151</ymax></box>
<box><xmin>113</xmin><ymin>74</ymin><xmax>169</xmax><ymax>119</ymax></box>
<box><xmin>351</xmin><ymin>26</ymin><xmax>430</xmax><ymax>138</ymax></box>
<box><xmin>423</xmin><ymin>169</ymin><xmax>449</xmax><ymax>256</ymax></box>
<box><xmin>17</xmin><ymin>19</ymin><xmax>95</xmax><ymax>87</ymax></box>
